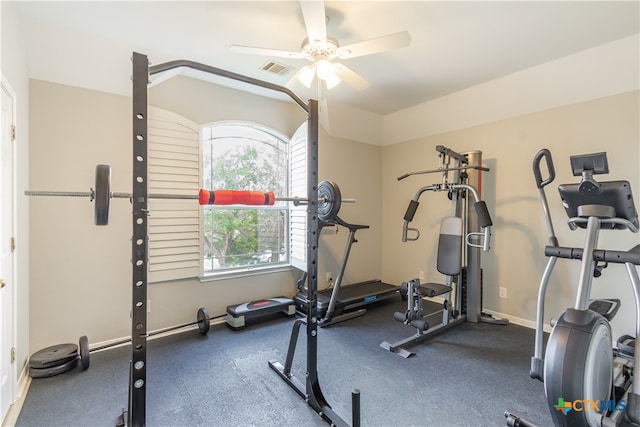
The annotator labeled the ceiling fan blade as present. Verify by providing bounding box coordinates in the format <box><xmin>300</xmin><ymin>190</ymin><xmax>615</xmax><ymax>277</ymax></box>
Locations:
<box><xmin>286</xmin><ymin>64</ymin><xmax>316</xmax><ymax>88</ymax></box>
<box><xmin>229</xmin><ymin>44</ymin><xmax>305</xmax><ymax>59</ymax></box>
<box><xmin>333</xmin><ymin>63</ymin><xmax>370</xmax><ymax>91</ymax></box>
<box><xmin>300</xmin><ymin>0</ymin><xmax>327</xmax><ymax>45</ymax></box>
<box><xmin>336</xmin><ymin>30</ymin><xmax>411</xmax><ymax>59</ymax></box>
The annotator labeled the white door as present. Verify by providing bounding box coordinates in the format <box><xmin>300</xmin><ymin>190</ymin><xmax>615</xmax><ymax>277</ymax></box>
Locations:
<box><xmin>0</xmin><ymin>80</ymin><xmax>15</xmax><ymax>422</ymax></box>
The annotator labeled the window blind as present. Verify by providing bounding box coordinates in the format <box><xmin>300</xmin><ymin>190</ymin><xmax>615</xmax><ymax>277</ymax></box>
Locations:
<box><xmin>147</xmin><ymin>107</ymin><xmax>200</xmax><ymax>282</ymax></box>
<box><xmin>289</xmin><ymin>122</ymin><xmax>307</xmax><ymax>271</ymax></box>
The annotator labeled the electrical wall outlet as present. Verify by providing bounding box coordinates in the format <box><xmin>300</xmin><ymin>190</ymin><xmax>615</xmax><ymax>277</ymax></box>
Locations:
<box><xmin>147</xmin><ymin>299</ymin><xmax>151</xmax><ymax>313</ymax></box>
<box><xmin>326</xmin><ymin>272</ymin><xmax>332</xmax><ymax>283</ymax></box>
<box><xmin>499</xmin><ymin>287</ymin><xmax>507</xmax><ymax>299</ymax></box>
<box><xmin>418</xmin><ymin>271</ymin><xmax>425</xmax><ymax>280</ymax></box>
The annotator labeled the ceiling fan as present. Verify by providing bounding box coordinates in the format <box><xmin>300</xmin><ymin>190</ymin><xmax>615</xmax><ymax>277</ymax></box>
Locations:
<box><xmin>229</xmin><ymin>1</ymin><xmax>411</xmax><ymax>91</ymax></box>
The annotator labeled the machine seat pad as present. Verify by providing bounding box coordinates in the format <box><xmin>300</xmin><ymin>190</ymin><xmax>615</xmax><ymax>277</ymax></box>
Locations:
<box><xmin>418</xmin><ymin>283</ymin><xmax>452</xmax><ymax>298</ymax></box>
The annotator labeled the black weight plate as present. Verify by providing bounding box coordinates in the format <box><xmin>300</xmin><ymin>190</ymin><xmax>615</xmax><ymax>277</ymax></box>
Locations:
<box><xmin>29</xmin><ymin>343</ymin><xmax>78</xmax><ymax>369</ymax></box>
<box><xmin>197</xmin><ymin>307</ymin><xmax>210</xmax><ymax>335</ymax></box>
<box><xmin>94</xmin><ymin>164</ymin><xmax>111</xmax><ymax>226</ymax></box>
<box><xmin>79</xmin><ymin>335</ymin><xmax>90</xmax><ymax>371</ymax></box>
<box><xmin>29</xmin><ymin>358</ymin><xmax>79</xmax><ymax>379</ymax></box>
<box><xmin>317</xmin><ymin>180</ymin><xmax>341</xmax><ymax>222</ymax></box>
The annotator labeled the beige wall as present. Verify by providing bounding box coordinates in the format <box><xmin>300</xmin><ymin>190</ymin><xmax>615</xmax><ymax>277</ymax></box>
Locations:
<box><xmin>317</xmin><ymin>125</ymin><xmax>384</xmax><ymax>287</ymax></box>
<box><xmin>28</xmin><ymin>76</ymin><xmax>384</xmax><ymax>351</ymax></box>
<box><xmin>29</xmin><ymin>80</ymin><xmax>133</xmax><ymax>349</ymax></box>
<box><xmin>382</xmin><ymin>91</ymin><xmax>640</xmax><ymax>341</ymax></box>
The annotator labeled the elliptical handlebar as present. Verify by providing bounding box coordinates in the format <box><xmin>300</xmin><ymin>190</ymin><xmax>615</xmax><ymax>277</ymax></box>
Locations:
<box><xmin>533</xmin><ymin>149</ymin><xmax>558</xmax><ymax>246</ymax></box>
<box><xmin>533</xmin><ymin>148</ymin><xmax>556</xmax><ymax>189</ymax></box>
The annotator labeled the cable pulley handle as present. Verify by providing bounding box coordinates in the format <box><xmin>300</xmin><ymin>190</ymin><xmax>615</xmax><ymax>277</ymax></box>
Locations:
<box><xmin>532</xmin><ymin>149</ymin><xmax>556</xmax><ymax>189</ymax></box>
<box><xmin>466</xmin><ymin>202</ymin><xmax>493</xmax><ymax>252</ymax></box>
<box><xmin>401</xmin><ymin>199</ymin><xmax>421</xmax><ymax>242</ymax></box>
<box><xmin>402</xmin><ymin>225</ymin><xmax>420</xmax><ymax>242</ymax></box>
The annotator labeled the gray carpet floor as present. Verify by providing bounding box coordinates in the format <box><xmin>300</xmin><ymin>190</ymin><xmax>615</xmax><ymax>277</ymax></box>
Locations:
<box><xmin>16</xmin><ymin>298</ymin><xmax>553</xmax><ymax>426</ymax></box>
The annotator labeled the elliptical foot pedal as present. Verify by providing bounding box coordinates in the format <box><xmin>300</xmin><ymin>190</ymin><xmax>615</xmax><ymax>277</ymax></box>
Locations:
<box><xmin>588</xmin><ymin>298</ymin><xmax>620</xmax><ymax>321</ymax></box>
<box><xmin>617</xmin><ymin>334</ymin><xmax>635</xmax><ymax>358</ymax></box>
<box><xmin>226</xmin><ymin>297</ymin><xmax>295</xmax><ymax>330</ymax></box>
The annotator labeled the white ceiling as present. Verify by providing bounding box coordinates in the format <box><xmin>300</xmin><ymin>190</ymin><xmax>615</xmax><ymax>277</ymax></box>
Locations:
<box><xmin>10</xmin><ymin>1</ymin><xmax>640</xmax><ymax>116</ymax></box>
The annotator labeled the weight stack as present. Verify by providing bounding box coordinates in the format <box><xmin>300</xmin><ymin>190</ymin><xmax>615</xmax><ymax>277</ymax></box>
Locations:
<box><xmin>460</xmin><ymin>267</ymin><xmax>483</xmax><ymax>316</ymax></box>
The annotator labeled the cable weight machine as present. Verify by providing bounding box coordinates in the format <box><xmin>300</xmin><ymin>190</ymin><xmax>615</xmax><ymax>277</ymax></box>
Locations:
<box><xmin>381</xmin><ymin>146</ymin><xmax>507</xmax><ymax>357</ymax></box>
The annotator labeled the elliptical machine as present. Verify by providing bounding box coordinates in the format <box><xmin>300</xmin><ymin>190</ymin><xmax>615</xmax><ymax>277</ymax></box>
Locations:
<box><xmin>507</xmin><ymin>149</ymin><xmax>640</xmax><ymax>426</ymax></box>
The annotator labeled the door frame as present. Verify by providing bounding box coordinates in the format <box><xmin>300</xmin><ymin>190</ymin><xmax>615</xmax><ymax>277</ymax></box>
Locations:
<box><xmin>0</xmin><ymin>74</ymin><xmax>17</xmax><ymax>424</ymax></box>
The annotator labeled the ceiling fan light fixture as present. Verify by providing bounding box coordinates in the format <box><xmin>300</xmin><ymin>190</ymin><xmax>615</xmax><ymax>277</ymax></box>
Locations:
<box><xmin>297</xmin><ymin>65</ymin><xmax>316</xmax><ymax>88</ymax></box>
<box><xmin>316</xmin><ymin>59</ymin><xmax>333</xmax><ymax>79</ymax></box>
<box><xmin>316</xmin><ymin>59</ymin><xmax>341</xmax><ymax>88</ymax></box>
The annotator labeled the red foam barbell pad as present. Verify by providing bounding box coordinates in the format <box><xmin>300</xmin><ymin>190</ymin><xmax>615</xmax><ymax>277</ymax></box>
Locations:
<box><xmin>198</xmin><ymin>189</ymin><xmax>275</xmax><ymax>206</ymax></box>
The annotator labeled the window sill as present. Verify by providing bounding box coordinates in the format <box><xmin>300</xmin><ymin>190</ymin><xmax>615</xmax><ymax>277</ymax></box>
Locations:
<box><xmin>199</xmin><ymin>264</ymin><xmax>293</xmax><ymax>282</ymax></box>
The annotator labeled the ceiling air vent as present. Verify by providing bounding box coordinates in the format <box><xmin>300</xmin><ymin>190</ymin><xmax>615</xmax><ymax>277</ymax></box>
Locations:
<box><xmin>260</xmin><ymin>61</ymin><xmax>291</xmax><ymax>76</ymax></box>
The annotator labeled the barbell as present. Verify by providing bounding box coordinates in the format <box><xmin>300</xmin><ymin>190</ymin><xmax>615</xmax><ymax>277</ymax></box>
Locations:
<box><xmin>25</xmin><ymin>164</ymin><xmax>352</xmax><ymax>225</ymax></box>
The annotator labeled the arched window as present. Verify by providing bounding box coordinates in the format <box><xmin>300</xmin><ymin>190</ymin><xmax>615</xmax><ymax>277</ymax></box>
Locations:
<box><xmin>147</xmin><ymin>106</ymin><xmax>305</xmax><ymax>282</ymax></box>
<box><xmin>201</xmin><ymin>122</ymin><xmax>289</xmax><ymax>274</ymax></box>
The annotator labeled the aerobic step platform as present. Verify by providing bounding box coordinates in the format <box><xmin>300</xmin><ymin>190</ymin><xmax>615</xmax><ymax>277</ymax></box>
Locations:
<box><xmin>226</xmin><ymin>297</ymin><xmax>295</xmax><ymax>330</ymax></box>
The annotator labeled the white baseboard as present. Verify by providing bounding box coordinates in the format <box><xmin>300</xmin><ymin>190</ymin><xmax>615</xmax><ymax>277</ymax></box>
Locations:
<box><xmin>89</xmin><ymin>316</ymin><xmax>227</xmax><ymax>354</ymax></box>
<box><xmin>2</xmin><ymin>366</ymin><xmax>31</xmax><ymax>427</ymax></box>
<box><xmin>483</xmin><ymin>308</ymin><xmax>552</xmax><ymax>333</ymax></box>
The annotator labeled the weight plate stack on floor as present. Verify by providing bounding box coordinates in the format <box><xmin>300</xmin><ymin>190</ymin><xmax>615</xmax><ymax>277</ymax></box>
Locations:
<box><xmin>29</xmin><ymin>343</ymin><xmax>79</xmax><ymax>378</ymax></box>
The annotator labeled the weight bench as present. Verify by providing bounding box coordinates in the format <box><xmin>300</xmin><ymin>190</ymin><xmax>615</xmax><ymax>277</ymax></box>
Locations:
<box><xmin>381</xmin><ymin>216</ymin><xmax>464</xmax><ymax>357</ymax></box>
<box><xmin>226</xmin><ymin>297</ymin><xmax>295</xmax><ymax>330</ymax></box>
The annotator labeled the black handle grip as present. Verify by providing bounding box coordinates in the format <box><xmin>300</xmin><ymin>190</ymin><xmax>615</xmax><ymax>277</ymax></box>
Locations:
<box><xmin>404</xmin><ymin>200</ymin><xmax>419</xmax><ymax>222</ymax></box>
<box><xmin>533</xmin><ymin>149</ymin><xmax>555</xmax><ymax>189</ymax></box>
<box><xmin>474</xmin><ymin>201</ymin><xmax>493</xmax><ymax>228</ymax></box>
